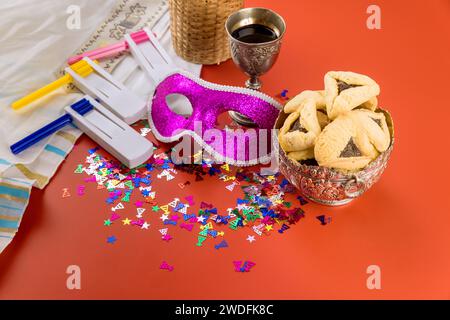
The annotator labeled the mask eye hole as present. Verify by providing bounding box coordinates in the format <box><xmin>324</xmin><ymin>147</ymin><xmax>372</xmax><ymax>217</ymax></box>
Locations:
<box><xmin>165</xmin><ymin>93</ymin><xmax>193</xmax><ymax>119</ymax></box>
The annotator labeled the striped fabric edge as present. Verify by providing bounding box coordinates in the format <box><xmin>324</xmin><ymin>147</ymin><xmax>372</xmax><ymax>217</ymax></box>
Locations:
<box><xmin>0</xmin><ymin>158</ymin><xmax>11</xmax><ymax>171</ymax></box>
<box><xmin>1</xmin><ymin>125</ymin><xmax>82</xmax><ymax>189</ymax></box>
<box><xmin>0</xmin><ymin>126</ymin><xmax>81</xmax><ymax>253</ymax></box>
<box><xmin>0</xmin><ymin>177</ymin><xmax>32</xmax><ymax>253</ymax></box>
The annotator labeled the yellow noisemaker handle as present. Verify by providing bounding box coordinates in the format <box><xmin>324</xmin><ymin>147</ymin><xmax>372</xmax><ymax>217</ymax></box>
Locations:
<box><xmin>11</xmin><ymin>60</ymin><xmax>94</xmax><ymax>111</ymax></box>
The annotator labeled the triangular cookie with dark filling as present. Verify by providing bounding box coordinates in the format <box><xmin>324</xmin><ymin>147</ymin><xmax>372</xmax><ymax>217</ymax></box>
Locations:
<box><xmin>324</xmin><ymin>71</ymin><xmax>380</xmax><ymax>120</ymax></box>
<box><xmin>279</xmin><ymin>91</ymin><xmax>330</xmax><ymax>160</ymax></box>
<box><xmin>284</xmin><ymin>90</ymin><xmax>326</xmax><ymax>113</ymax></box>
<box><xmin>314</xmin><ymin>109</ymin><xmax>390</xmax><ymax>171</ymax></box>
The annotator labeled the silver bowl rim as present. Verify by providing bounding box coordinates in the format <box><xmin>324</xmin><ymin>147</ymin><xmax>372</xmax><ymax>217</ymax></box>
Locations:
<box><xmin>276</xmin><ymin>108</ymin><xmax>395</xmax><ymax>181</ymax></box>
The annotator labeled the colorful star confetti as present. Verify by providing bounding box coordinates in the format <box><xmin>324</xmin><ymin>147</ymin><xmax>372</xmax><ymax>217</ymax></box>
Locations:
<box><xmin>73</xmin><ymin>123</ymin><xmax>311</xmax><ymax>273</ymax></box>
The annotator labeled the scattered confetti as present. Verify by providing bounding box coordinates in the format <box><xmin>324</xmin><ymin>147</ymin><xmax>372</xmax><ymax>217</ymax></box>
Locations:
<box><xmin>134</xmin><ymin>200</ymin><xmax>143</xmax><ymax>207</ymax></box>
<box><xmin>77</xmin><ymin>185</ymin><xmax>85</xmax><ymax>196</ymax></box>
<box><xmin>196</xmin><ymin>236</ymin><xmax>206</xmax><ymax>247</ymax></box>
<box><xmin>185</xmin><ymin>195</ymin><xmax>195</xmax><ymax>206</ymax></box>
<box><xmin>131</xmin><ymin>219</ymin><xmax>144</xmax><ymax>227</ymax></box>
<box><xmin>136</xmin><ymin>207</ymin><xmax>146</xmax><ymax>218</ymax></box>
<box><xmin>160</xmin><ymin>261</ymin><xmax>174</xmax><ymax>271</ymax></box>
<box><xmin>214</xmin><ymin>240</ymin><xmax>228</xmax><ymax>250</ymax></box>
<box><xmin>111</xmin><ymin>203</ymin><xmax>124</xmax><ymax>212</ymax></box>
<box><xmin>276</xmin><ymin>89</ymin><xmax>290</xmax><ymax>100</ymax></box>
<box><xmin>73</xmin><ymin>126</ymin><xmax>310</xmax><ymax>273</ymax></box>
<box><xmin>297</xmin><ymin>195</ymin><xmax>308</xmax><ymax>206</ymax></box>
<box><xmin>278</xmin><ymin>223</ymin><xmax>290</xmax><ymax>234</ymax></box>
<box><xmin>233</xmin><ymin>260</ymin><xmax>256</xmax><ymax>272</ymax></box>
<box><xmin>140</xmin><ymin>128</ymin><xmax>151</xmax><ymax>136</ymax></box>
<box><xmin>180</xmin><ymin>223</ymin><xmax>194</xmax><ymax>231</ymax></box>
<box><xmin>62</xmin><ymin>188</ymin><xmax>71</xmax><ymax>198</ymax></box>
<box><xmin>164</xmin><ymin>219</ymin><xmax>177</xmax><ymax>226</ymax></box>
<box><xmin>225</xmin><ymin>181</ymin><xmax>238</xmax><ymax>191</ymax></box>
<box><xmin>107</xmin><ymin>235</ymin><xmax>117</xmax><ymax>244</ymax></box>
<box><xmin>316</xmin><ymin>215</ymin><xmax>332</xmax><ymax>225</ymax></box>
<box><xmin>74</xmin><ymin>164</ymin><xmax>83</xmax><ymax>174</ymax></box>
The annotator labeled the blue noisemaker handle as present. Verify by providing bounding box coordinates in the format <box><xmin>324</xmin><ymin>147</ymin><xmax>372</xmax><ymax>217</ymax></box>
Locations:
<box><xmin>9</xmin><ymin>98</ymin><xmax>94</xmax><ymax>155</ymax></box>
<box><xmin>10</xmin><ymin>114</ymin><xmax>73</xmax><ymax>154</ymax></box>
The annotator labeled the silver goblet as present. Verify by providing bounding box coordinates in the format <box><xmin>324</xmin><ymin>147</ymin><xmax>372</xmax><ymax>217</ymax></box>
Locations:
<box><xmin>225</xmin><ymin>7</ymin><xmax>286</xmax><ymax>126</ymax></box>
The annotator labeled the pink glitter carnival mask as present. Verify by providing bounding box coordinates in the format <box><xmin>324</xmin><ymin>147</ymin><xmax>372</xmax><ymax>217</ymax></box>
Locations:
<box><xmin>125</xmin><ymin>29</ymin><xmax>282</xmax><ymax>165</ymax></box>
<box><xmin>148</xmin><ymin>71</ymin><xmax>281</xmax><ymax>165</ymax></box>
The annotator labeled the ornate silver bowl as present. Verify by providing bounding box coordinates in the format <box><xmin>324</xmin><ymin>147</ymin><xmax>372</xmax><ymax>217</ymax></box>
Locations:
<box><xmin>275</xmin><ymin>109</ymin><xmax>394</xmax><ymax>206</ymax></box>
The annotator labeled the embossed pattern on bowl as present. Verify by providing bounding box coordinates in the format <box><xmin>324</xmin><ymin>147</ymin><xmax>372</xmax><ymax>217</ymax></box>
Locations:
<box><xmin>275</xmin><ymin>109</ymin><xmax>394</xmax><ymax>206</ymax></box>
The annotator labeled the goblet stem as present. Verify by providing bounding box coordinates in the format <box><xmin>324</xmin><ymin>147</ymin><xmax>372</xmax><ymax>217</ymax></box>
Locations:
<box><xmin>228</xmin><ymin>76</ymin><xmax>261</xmax><ymax>126</ymax></box>
<box><xmin>245</xmin><ymin>76</ymin><xmax>262</xmax><ymax>90</ymax></box>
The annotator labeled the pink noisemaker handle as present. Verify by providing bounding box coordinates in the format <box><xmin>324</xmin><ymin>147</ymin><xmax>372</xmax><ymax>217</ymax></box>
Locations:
<box><xmin>67</xmin><ymin>29</ymin><xmax>154</xmax><ymax>65</ymax></box>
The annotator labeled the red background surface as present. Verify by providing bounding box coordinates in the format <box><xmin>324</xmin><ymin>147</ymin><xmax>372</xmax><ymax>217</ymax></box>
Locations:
<box><xmin>1</xmin><ymin>0</ymin><xmax>449</xmax><ymax>299</ymax></box>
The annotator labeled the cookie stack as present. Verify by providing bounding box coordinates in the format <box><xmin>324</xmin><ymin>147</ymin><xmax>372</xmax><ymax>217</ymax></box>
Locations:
<box><xmin>278</xmin><ymin>71</ymin><xmax>392</xmax><ymax>172</ymax></box>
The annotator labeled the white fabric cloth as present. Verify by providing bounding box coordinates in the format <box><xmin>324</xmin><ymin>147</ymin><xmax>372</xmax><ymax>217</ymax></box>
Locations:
<box><xmin>0</xmin><ymin>0</ymin><xmax>117</xmax><ymax>164</ymax></box>
<box><xmin>0</xmin><ymin>0</ymin><xmax>201</xmax><ymax>253</ymax></box>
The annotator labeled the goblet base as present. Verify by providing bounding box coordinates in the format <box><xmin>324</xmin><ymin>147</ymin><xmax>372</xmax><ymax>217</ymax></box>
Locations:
<box><xmin>245</xmin><ymin>77</ymin><xmax>262</xmax><ymax>90</ymax></box>
<box><xmin>228</xmin><ymin>77</ymin><xmax>263</xmax><ymax>126</ymax></box>
<box><xmin>229</xmin><ymin>111</ymin><xmax>257</xmax><ymax>127</ymax></box>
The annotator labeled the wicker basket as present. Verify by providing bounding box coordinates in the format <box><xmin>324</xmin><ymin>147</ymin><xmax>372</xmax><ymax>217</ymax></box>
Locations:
<box><xmin>169</xmin><ymin>0</ymin><xmax>243</xmax><ymax>65</ymax></box>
